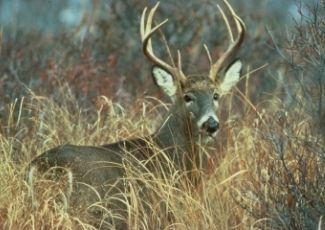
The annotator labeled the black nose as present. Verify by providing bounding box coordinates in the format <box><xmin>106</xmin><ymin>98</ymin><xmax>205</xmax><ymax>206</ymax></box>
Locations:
<box><xmin>203</xmin><ymin>117</ymin><xmax>219</xmax><ymax>133</ymax></box>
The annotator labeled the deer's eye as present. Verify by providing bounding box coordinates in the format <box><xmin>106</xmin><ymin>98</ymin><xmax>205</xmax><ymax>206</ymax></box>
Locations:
<box><xmin>213</xmin><ymin>93</ymin><xmax>219</xmax><ymax>101</ymax></box>
<box><xmin>184</xmin><ymin>94</ymin><xmax>194</xmax><ymax>103</ymax></box>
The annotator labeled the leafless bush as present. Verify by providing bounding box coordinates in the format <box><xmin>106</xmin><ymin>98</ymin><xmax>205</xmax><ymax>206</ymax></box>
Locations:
<box><xmin>232</xmin><ymin>1</ymin><xmax>325</xmax><ymax>229</ymax></box>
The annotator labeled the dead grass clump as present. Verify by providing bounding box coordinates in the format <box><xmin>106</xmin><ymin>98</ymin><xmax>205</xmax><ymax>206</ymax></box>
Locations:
<box><xmin>0</xmin><ymin>75</ymin><xmax>323</xmax><ymax>229</ymax></box>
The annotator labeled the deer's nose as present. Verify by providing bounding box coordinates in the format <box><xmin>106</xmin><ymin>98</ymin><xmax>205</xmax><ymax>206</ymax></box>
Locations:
<box><xmin>203</xmin><ymin>117</ymin><xmax>219</xmax><ymax>134</ymax></box>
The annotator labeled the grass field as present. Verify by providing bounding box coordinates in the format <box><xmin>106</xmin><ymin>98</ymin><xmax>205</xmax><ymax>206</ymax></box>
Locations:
<box><xmin>0</xmin><ymin>83</ymin><xmax>323</xmax><ymax>229</ymax></box>
<box><xmin>0</xmin><ymin>0</ymin><xmax>324</xmax><ymax>229</ymax></box>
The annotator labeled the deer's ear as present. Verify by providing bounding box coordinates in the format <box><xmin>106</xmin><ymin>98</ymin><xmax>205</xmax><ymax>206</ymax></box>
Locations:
<box><xmin>152</xmin><ymin>66</ymin><xmax>177</xmax><ymax>99</ymax></box>
<box><xmin>220</xmin><ymin>59</ymin><xmax>242</xmax><ymax>93</ymax></box>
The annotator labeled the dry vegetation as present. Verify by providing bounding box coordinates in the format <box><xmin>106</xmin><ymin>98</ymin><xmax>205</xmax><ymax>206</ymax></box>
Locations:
<box><xmin>0</xmin><ymin>0</ymin><xmax>324</xmax><ymax>229</ymax></box>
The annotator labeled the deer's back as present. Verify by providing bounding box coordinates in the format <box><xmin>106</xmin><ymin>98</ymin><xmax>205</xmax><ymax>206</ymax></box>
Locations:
<box><xmin>29</xmin><ymin>138</ymin><xmax>154</xmax><ymax>192</ymax></box>
<box><xmin>28</xmin><ymin>141</ymin><xmax>148</xmax><ymax>229</ymax></box>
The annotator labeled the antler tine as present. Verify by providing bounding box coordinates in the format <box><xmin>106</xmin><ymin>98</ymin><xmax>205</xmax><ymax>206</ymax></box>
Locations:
<box><xmin>141</xmin><ymin>2</ymin><xmax>186</xmax><ymax>84</ymax></box>
<box><xmin>208</xmin><ymin>0</ymin><xmax>245</xmax><ymax>82</ymax></box>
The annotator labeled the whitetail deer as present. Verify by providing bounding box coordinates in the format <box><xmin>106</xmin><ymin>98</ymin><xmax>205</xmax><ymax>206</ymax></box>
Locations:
<box><xmin>28</xmin><ymin>0</ymin><xmax>245</xmax><ymax>228</ymax></box>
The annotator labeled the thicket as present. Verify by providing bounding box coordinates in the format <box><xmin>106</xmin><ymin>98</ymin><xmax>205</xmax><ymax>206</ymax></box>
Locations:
<box><xmin>0</xmin><ymin>0</ymin><xmax>324</xmax><ymax>229</ymax></box>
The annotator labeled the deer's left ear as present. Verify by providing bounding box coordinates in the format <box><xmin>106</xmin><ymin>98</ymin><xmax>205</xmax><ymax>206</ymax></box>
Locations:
<box><xmin>152</xmin><ymin>66</ymin><xmax>178</xmax><ymax>100</ymax></box>
<box><xmin>220</xmin><ymin>59</ymin><xmax>242</xmax><ymax>93</ymax></box>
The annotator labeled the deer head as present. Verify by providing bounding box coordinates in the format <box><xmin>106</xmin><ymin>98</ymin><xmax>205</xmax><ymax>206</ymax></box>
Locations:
<box><xmin>141</xmin><ymin>1</ymin><xmax>245</xmax><ymax>142</ymax></box>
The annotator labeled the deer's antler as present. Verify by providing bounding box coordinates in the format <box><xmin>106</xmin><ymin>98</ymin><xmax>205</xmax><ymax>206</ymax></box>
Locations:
<box><xmin>140</xmin><ymin>2</ymin><xmax>186</xmax><ymax>85</ymax></box>
<box><xmin>207</xmin><ymin>0</ymin><xmax>246</xmax><ymax>82</ymax></box>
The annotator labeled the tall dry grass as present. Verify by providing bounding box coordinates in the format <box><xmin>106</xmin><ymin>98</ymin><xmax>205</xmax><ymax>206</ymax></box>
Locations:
<box><xmin>0</xmin><ymin>1</ymin><xmax>324</xmax><ymax>229</ymax></box>
<box><xmin>0</xmin><ymin>85</ymin><xmax>249</xmax><ymax>229</ymax></box>
<box><xmin>0</xmin><ymin>73</ymin><xmax>323</xmax><ymax>229</ymax></box>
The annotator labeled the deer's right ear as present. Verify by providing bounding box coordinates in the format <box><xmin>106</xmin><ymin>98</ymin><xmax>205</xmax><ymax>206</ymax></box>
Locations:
<box><xmin>219</xmin><ymin>59</ymin><xmax>242</xmax><ymax>93</ymax></box>
<box><xmin>152</xmin><ymin>66</ymin><xmax>177</xmax><ymax>100</ymax></box>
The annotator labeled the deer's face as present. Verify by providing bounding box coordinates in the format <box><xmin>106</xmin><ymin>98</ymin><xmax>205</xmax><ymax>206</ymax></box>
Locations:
<box><xmin>152</xmin><ymin>59</ymin><xmax>242</xmax><ymax>141</ymax></box>
<box><xmin>182</xmin><ymin>76</ymin><xmax>220</xmax><ymax>138</ymax></box>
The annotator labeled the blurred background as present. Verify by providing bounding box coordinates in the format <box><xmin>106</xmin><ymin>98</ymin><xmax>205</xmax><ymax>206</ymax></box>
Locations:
<box><xmin>0</xmin><ymin>0</ymin><xmax>315</xmax><ymax>33</ymax></box>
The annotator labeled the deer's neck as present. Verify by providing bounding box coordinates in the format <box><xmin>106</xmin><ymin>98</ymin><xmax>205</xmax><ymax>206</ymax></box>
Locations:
<box><xmin>153</xmin><ymin>104</ymin><xmax>198</xmax><ymax>155</ymax></box>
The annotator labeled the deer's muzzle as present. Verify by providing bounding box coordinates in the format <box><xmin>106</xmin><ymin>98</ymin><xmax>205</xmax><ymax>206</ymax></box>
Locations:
<box><xmin>202</xmin><ymin>117</ymin><xmax>219</xmax><ymax>134</ymax></box>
